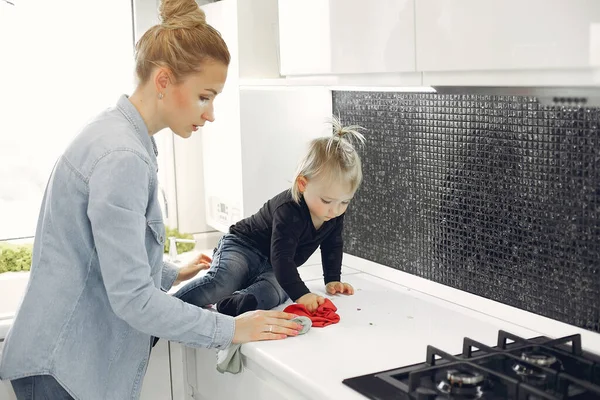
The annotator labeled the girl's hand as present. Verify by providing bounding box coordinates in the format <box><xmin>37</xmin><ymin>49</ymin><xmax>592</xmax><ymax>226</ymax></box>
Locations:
<box><xmin>174</xmin><ymin>253</ymin><xmax>211</xmax><ymax>286</ymax></box>
<box><xmin>296</xmin><ymin>292</ymin><xmax>325</xmax><ymax>312</ymax></box>
<box><xmin>325</xmin><ymin>281</ymin><xmax>354</xmax><ymax>295</ymax></box>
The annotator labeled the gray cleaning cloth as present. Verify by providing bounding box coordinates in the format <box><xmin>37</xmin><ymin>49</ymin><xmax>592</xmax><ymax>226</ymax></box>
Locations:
<box><xmin>216</xmin><ymin>316</ymin><xmax>312</xmax><ymax>374</ymax></box>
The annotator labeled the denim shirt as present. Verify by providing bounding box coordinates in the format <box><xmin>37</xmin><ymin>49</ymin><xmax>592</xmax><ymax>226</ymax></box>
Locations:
<box><xmin>0</xmin><ymin>95</ymin><xmax>235</xmax><ymax>399</ymax></box>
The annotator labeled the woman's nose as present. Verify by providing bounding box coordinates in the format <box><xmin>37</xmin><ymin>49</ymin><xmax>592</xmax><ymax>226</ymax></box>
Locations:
<box><xmin>202</xmin><ymin>104</ymin><xmax>215</xmax><ymax>123</ymax></box>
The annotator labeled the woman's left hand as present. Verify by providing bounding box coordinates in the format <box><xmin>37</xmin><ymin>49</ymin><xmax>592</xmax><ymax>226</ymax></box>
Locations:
<box><xmin>174</xmin><ymin>253</ymin><xmax>211</xmax><ymax>286</ymax></box>
<box><xmin>325</xmin><ymin>281</ymin><xmax>355</xmax><ymax>295</ymax></box>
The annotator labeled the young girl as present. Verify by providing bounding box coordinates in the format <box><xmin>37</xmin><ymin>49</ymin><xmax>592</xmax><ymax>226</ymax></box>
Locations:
<box><xmin>173</xmin><ymin>118</ymin><xmax>365</xmax><ymax>316</ymax></box>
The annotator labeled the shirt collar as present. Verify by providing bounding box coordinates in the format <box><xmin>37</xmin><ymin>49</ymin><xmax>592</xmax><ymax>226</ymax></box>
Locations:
<box><xmin>116</xmin><ymin>94</ymin><xmax>159</xmax><ymax>165</ymax></box>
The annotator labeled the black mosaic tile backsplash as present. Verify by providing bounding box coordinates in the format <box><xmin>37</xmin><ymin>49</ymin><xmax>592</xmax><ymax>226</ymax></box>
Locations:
<box><xmin>334</xmin><ymin>91</ymin><xmax>600</xmax><ymax>333</ymax></box>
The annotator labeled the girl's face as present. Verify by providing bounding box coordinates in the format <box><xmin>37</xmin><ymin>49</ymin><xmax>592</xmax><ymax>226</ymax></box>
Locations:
<box><xmin>159</xmin><ymin>60</ymin><xmax>228</xmax><ymax>138</ymax></box>
<box><xmin>298</xmin><ymin>176</ymin><xmax>355</xmax><ymax>228</ymax></box>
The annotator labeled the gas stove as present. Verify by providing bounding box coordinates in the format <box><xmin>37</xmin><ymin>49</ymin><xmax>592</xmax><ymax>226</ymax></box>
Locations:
<box><xmin>342</xmin><ymin>330</ymin><xmax>600</xmax><ymax>399</ymax></box>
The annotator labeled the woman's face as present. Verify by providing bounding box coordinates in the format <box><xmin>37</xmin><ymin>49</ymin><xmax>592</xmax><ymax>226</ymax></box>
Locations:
<box><xmin>161</xmin><ymin>60</ymin><xmax>228</xmax><ymax>138</ymax></box>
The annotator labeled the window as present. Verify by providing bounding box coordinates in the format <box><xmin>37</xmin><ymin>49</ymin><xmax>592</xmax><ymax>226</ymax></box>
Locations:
<box><xmin>0</xmin><ymin>0</ymin><xmax>134</xmax><ymax>240</ymax></box>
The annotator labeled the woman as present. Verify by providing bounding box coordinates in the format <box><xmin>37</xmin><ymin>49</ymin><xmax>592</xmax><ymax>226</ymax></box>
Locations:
<box><xmin>0</xmin><ymin>0</ymin><xmax>302</xmax><ymax>399</ymax></box>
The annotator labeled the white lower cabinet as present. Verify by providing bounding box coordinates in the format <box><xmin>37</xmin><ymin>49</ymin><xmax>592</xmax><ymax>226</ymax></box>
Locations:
<box><xmin>177</xmin><ymin>346</ymin><xmax>309</xmax><ymax>400</ymax></box>
<box><xmin>140</xmin><ymin>339</ymin><xmax>173</xmax><ymax>400</ymax></box>
<box><xmin>0</xmin><ymin>341</ymin><xmax>16</xmax><ymax>400</ymax></box>
<box><xmin>0</xmin><ymin>381</ymin><xmax>16</xmax><ymax>400</ymax></box>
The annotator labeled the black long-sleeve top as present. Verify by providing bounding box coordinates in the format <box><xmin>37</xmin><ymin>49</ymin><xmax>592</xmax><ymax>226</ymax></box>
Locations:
<box><xmin>229</xmin><ymin>190</ymin><xmax>343</xmax><ymax>301</ymax></box>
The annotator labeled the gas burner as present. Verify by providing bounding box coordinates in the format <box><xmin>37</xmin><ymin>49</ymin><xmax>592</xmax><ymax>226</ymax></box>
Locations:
<box><xmin>511</xmin><ymin>362</ymin><xmax>549</xmax><ymax>386</ymax></box>
<box><xmin>436</xmin><ymin>369</ymin><xmax>487</xmax><ymax>398</ymax></box>
<box><xmin>520</xmin><ymin>351</ymin><xmax>557</xmax><ymax>367</ymax></box>
<box><xmin>447</xmin><ymin>369</ymin><xmax>485</xmax><ymax>385</ymax></box>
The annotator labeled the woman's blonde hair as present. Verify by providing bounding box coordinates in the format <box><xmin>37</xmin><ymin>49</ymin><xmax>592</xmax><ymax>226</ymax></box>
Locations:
<box><xmin>291</xmin><ymin>117</ymin><xmax>366</xmax><ymax>203</ymax></box>
<box><xmin>135</xmin><ymin>0</ymin><xmax>230</xmax><ymax>84</ymax></box>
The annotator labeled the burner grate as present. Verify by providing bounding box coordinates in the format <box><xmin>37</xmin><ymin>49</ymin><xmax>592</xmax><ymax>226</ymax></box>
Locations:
<box><xmin>343</xmin><ymin>331</ymin><xmax>600</xmax><ymax>400</ymax></box>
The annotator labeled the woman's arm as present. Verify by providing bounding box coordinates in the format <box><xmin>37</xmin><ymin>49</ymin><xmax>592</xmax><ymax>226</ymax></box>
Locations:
<box><xmin>87</xmin><ymin>150</ymin><xmax>234</xmax><ymax>350</ymax></box>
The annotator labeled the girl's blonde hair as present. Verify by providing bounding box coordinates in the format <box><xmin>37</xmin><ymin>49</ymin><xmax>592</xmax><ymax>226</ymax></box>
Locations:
<box><xmin>135</xmin><ymin>0</ymin><xmax>230</xmax><ymax>84</ymax></box>
<box><xmin>291</xmin><ymin>117</ymin><xmax>366</xmax><ymax>203</ymax></box>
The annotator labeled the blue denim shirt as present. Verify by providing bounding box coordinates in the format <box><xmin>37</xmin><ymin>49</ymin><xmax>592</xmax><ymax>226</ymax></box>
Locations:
<box><xmin>0</xmin><ymin>95</ymin><xmax>235</xmax><ymax>399</ymax></box>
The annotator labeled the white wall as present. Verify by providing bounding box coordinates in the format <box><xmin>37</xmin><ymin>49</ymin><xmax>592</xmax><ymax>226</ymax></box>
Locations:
<box><xmin>201</xmin><ymin>0</ymin><xmax>245</xmax><ymax>232</ymax></box>
<box><xmin>173</xmin><ymin>133</ymin><xmax>212</xmax><ymax>233</ymax></box>
<box><xmin>239</xmin><ymin>87</ymin><xmax>333</xmax><ymax>217</ymax></box>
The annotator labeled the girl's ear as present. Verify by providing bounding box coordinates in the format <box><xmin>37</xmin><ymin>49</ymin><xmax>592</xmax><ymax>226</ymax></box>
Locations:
<box><xmin>296</xmin><ymin>176</ymin><xmax>308</xmax><ymax>193</ymax></box>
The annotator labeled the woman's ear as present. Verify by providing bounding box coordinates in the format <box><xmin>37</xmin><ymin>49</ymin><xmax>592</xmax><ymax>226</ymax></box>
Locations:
<box><xmin>296</xmin><ymin>176</ymin><xmax>308</xmax><ymax>193</ymax></box>
<box><xmin>154</xmin><ymin>67</ymin><xmax>171</xmax><ymax>95</ymax></box>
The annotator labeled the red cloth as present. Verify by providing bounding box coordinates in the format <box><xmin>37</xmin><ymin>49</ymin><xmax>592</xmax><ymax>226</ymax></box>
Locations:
<box><xmin>283</xmin><ymin>298</ymin><xmax>340</xmax><ymax>327</ymax></box>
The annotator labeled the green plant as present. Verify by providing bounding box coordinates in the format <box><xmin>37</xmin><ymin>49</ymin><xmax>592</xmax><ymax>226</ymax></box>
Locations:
<box><xmin>0</xmin><ymin>227</ymin><xmax>195</xmax><ymax>274</ymax></box>
<box><xmin>0</xmin><ymin>242</ymin><xmax>33</xmax><ymax>274</ymax></box>
<box><xmin>164</xmin><ymin>227</ymin><xmax>195</xmax><ymax>254</ymax></box>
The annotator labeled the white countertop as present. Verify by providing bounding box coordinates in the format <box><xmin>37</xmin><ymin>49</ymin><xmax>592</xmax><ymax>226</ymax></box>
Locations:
<box><xmin>216</xmin><ymin>251</ymin><xmax>600</xmax><ymax>400</ymax></box>
<box><xmin>238</xmin><ymin>261</ymin><xmax>543</xmax><ymax>400</ymax></box>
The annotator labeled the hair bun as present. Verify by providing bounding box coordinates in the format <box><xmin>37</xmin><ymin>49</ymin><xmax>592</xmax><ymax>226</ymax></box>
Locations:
<box><xmin>160</xmin><ymin>0</ymin><xmax>206</xmax><ymax>29</ymax></box>
<box><xmin>331</xmin><ymin>115</ymin><xmax>366</xmax><ymax>147</ymax></box>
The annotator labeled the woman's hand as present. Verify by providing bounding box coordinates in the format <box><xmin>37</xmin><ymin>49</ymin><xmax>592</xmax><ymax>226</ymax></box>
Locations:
<box><xmin>296</xmin><ymin>292</ymin><xmax>325</xmax><ymax>312</ymax></box>
<box><xmin>173</xmin><ymin>253</ymin><xmax>211</xmax><ymax>286</ymax></box>
<box><xmin>325</xmin><ymin>281</ymin><xmax>354</xmax><ymax>295</ymax></box>
<box><xmin>232</xmin><ymin>310</ymin><xmax>303</xmax><ymax>344</ymax></box>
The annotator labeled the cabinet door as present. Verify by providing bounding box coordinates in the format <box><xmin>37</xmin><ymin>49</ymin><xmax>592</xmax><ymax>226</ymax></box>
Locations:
<box><xmin>278</xmin><ymin>0</ymin><xmax>416</xmax><ymax>76</ymax></box>
<box><xmin>0</xmin><ymin>380</ymin><xmax>17</xmax><ymax>400</ymax></box>
<box><xmin>192</xmin><ymin>347</ymin><xmax>310</xmax><ymax>400</ymax></box>
<box><xmin>416</xmin><ymin>0</ymin><xmax>600</xmax><ymax>71</ymax></box>
<box><xmin>140</xmin><ymin>339</ymin><xmax>172</xmax><ymax>400</ymax></box>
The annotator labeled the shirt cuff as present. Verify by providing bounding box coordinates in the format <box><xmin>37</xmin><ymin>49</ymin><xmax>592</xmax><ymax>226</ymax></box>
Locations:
<box><xmin>211</xmin><ymin>312</ymin><xmax>236</xmax><ymax>349</ymax></box>
<box><xmin>161</xmin><ymin>261</ymin><xmax>179</xmax><ymax>292</ymax></box>
<box><xmin>324</xmin><ymin>274</ymin><xmax>341</xmax><ymax>285</ymax></box>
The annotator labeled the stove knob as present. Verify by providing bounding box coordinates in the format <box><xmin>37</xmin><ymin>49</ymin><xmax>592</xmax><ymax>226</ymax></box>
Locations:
<box><xmin>415</xmin><ymin>387</ymin><xmax>437</xmax><ymax>400</ymax></box>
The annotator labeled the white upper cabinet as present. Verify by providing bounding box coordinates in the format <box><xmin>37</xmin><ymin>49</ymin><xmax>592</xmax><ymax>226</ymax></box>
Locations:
<box><xmin>236</xmin><ymin>0</ymin><xmax>281</xmax><ymax>79</ymax></box>
<box><xmin>278</xmin><ymin>0</ymin><xmax>416</xmax><ymax>76</ymax></box>
<box><xmin>416</xmin><ymin>0</ymin><xmax>600</xmax><ymax>85</ymax></box>
<box><xmin>276</xmin><ymin>0</ymin><xmax>600</xmax><ymax>86</ymax></box>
